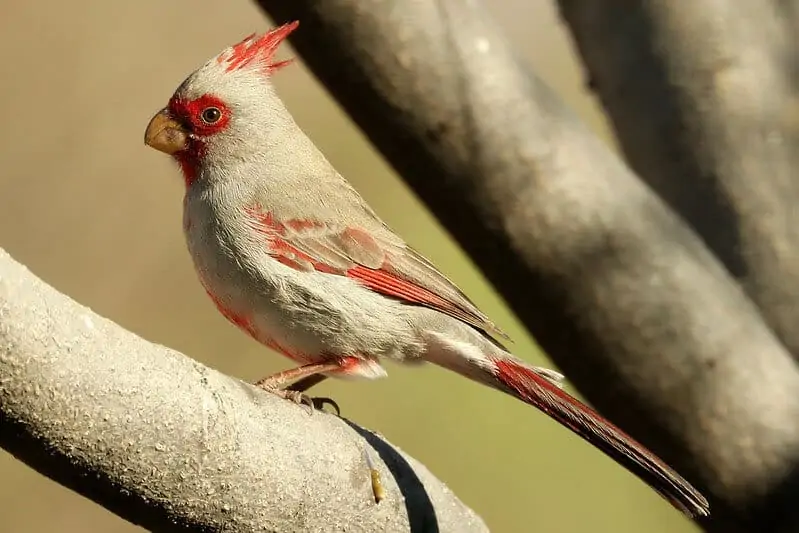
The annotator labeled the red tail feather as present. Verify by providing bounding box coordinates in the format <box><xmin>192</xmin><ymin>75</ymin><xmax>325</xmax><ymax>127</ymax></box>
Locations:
<box><xmin>493</xmin><ymin>359</ymin><xmax>709</xmax><ymax>518</ymax></box>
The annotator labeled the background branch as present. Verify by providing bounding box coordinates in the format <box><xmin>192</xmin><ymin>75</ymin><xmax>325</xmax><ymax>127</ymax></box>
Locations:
<box><xmin>253</xmin><ymin>1</ymin><xmax>799</xmax><ymax>530</ymax></box>
<box><xmin>0</xmin><ymin>248</ymin><xmax>486</xmax><ymax>533</ymax></box>
<box><xmin>557</xmin><ymin>0</ymin><xmax>799</xmax><ymax>363</ymax></box>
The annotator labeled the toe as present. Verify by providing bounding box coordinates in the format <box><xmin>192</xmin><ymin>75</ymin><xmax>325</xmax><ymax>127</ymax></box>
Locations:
<box><xmin>312</xmin><ymin>397</ymin><xmax>341</xmax><ymax>415</ymax></box>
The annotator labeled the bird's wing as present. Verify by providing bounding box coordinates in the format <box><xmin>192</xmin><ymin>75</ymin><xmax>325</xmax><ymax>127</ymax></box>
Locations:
<box><xmin>246</xmin><ymin>207</ymin><xmax>508</xmax><ymax>342</ymax></box>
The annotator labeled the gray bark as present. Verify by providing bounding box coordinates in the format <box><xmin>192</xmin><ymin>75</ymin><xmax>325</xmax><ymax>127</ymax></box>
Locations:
<box><xmin>0</xmin><ymin>248</ymin><xmax>486</xmax><ymax>533</ymax></box>
<box><xmin>557</xmin><ymin>1</ymin><xmax>799</xmax><ymax>367</ymax></box>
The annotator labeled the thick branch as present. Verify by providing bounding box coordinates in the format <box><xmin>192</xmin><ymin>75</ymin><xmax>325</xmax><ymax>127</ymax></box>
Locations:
<box><xmin>557</xmin><ymin>1</ymin><xmax>799</xmax><ymax>363</ymax></box>
<box><xmin>0</xmin><ymin>248</ymin><xmax>486</xmax><ymax>533</ymax></box>
<box><xmin>254</xmin><ymin>1</ymin><xmax>799</xmax><ymax>530</ymax></box>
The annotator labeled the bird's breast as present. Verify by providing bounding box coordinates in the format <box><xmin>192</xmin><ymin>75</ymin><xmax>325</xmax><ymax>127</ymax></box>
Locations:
<box><xmin>181</xmin><ymin>190</ymin><xmax>311</xmax><ymax>357</ymax></box>
<box><xmin>180</xmin><ymin>186</ymin><xmax>422</xmax><ymax>366</ymax></box>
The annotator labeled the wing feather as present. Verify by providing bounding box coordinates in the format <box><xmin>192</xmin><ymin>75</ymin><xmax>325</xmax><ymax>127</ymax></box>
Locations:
<box><xmin>247</xmin><ymin>208</ymin><xmax>508</xmax><ymax>342</ymax></box>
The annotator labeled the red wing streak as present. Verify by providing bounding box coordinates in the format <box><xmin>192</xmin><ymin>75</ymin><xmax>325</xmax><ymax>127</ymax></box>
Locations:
<box><xmin>346</xmin><ymin>265</ymin><xmax>485</xmax><ymax>327</ymax></box>
<box><xmin>245</xmin><ymin>208</ymin><xmax>503</xmax><ymax>337</ymax></box>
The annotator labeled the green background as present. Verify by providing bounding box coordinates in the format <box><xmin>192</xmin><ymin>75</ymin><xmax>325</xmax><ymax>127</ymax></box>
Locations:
<box><xmin>0</xmin><ymin>1</ymin><xmax>698</xmax><ymax>532</ymax></box>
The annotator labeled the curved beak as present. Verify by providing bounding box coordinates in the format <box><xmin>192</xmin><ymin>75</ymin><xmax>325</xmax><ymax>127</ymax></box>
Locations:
<box><xmin>144</xmin><ymin>109</ymin><xmax>188</xmax><ymax>155</ymax></box>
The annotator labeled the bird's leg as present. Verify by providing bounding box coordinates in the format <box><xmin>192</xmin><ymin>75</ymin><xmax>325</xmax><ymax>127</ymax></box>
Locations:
<box><xmin>254</xmin><ymin>363</ymin><xmax>340</xmax><ymax>414</ymax></box>
<box><xmin>286</xmin><ymin>373</ymin><xmax>339</xmax><ymax>414</ymax></box>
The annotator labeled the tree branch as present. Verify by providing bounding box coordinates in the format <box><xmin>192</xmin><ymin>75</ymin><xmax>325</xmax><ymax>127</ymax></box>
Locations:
<box><xmin>557</xmin><ymin>1</ymin><xmax>799</xmax><ymax>362</ymax></box>
<box><xmin>252</xmin><ymin>1</ymin><xmax>799</xmax><ymax>530</ymax></box>
<box><xmin>0</xmin><ymin>248</ymin><xmax>486</xmax><ymax>533</ymax></box>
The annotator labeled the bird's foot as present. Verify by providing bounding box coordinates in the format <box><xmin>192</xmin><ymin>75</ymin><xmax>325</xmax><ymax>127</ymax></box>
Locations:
<box><xmin>254</xmin><ymin>362</ymin><xmax>343</xmax><ymax>414</ymax></box>
<box><xmin>253</xmin><ymin>362</ymin><xmax>342</xmax><ymax>414</ymax></box>
<box><xmin>255</xmin><ymin>381</ymin><xmax>340</xmax><ymax>415</ymax></box>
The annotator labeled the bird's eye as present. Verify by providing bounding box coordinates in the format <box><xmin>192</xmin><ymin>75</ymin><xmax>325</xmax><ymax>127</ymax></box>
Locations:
<box><xmin>200</xmin><ymin>107</ymin><xmax>222</xmax><ymax>124</ymax></box>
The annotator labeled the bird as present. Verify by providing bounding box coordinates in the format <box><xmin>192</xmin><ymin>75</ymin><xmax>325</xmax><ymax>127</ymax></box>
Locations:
<box><xmin>143</xmin><ymin>21</ymin><xmax>709</xmax><ymax>518</ymax></box>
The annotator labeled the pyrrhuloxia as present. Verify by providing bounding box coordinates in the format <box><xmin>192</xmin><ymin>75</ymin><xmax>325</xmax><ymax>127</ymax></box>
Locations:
<box><xmin>144</xmin><ymin>22</ymin><xmax>709</xmax><ymax>518</ymax></box>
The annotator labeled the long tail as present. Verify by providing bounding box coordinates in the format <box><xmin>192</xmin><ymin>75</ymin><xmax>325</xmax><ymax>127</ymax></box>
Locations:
<box><xmin>423</xmin><ymin>332</ymin><xmax>710</xmax><ymax>518</ymax></box>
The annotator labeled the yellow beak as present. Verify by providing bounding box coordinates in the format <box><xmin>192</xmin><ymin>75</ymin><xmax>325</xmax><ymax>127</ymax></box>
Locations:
<box><xmin>144</xmin><ymin>109</ymin><xmax>188</xmax><ymax>155</ymax></box>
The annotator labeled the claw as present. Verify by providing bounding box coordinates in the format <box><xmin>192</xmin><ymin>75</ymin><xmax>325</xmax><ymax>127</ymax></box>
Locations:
<box><xmin>291</xmin><ymin>390</ymin><xmax>318</xmax><ymax>415</ymax></box>
<box><xmin>312</xmin><ymin>396</ymin><xmax>341</xmax><ymax>415</ymax></box>
<box><xmin>255</xmin><ymin>381</ymin><xmax>340</xmax><ymax>415</ymax></box>
<box><xmin>253</xmin><ymin>362</ymin><xmax>343</xmax><ymax>414</ymax></box>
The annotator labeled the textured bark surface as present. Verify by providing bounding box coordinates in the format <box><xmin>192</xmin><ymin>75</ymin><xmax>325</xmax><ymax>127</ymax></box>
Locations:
<box><xmin>0</xmin><ymin>248</ymin><xmax>486</xmax><ymax>533</ymax></box>
<box><xmin>557</xmin><ymin>5</ymin><xmax>799</xmax><ymax>528</ymax></box>
<box><xmin>558</xmin><ymin>1</ymin><xmax>799</xmax><ymax>365</ymax></box>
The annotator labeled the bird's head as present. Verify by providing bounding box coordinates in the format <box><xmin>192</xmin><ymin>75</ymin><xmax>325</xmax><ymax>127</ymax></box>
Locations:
<box><xmin>144</xmin><ymin>21</ymin><xmax>299</xmax><ymax>186</ymax></box>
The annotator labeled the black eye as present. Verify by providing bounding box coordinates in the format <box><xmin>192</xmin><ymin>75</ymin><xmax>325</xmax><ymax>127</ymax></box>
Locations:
<box><xmin>200</xmin><ymin>107</ymin><xmax>222</xmax><ymax>124</ymax></box>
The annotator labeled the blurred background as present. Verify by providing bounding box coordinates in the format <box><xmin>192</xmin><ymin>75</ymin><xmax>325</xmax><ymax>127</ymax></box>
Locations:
<box><xmin>0</xmin><ymin>1</ymin><xmax>696</xmax><ymax>532</ymax></box>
